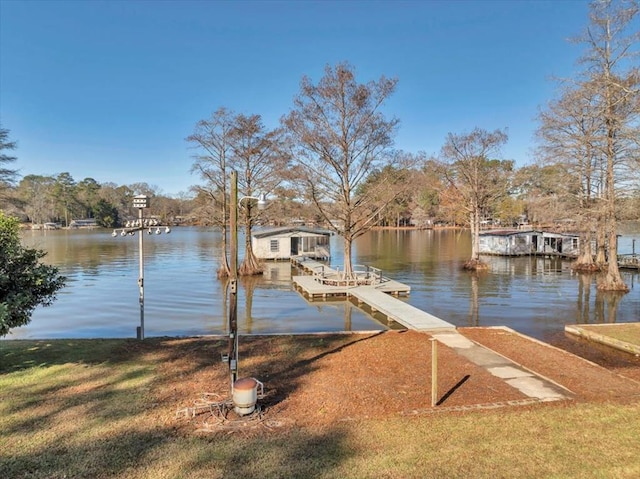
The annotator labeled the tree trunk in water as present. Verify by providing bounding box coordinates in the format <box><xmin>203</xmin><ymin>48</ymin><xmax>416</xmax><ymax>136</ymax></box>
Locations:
<box><xmin>573</xmin><ymin>230</ymin><xmax>599</xmax><ymax>272</ymax></box>
<box><xmin>464</xmin><ymin>208</ymin><xmax>487</xmax><ymax>271</ymax></box>
<box><xmin>239</xmin><ymin>221</ymin><xmax>263</xmax><ymax>276</ymax></box>
<box><xmin>598</xmin><ymin>221</ymin><xmax>628</xmax><ymax>291</ymax></box>
<box><xmin>596</xmin><ymin>28</ymin><xmax>627</xmax><ymax>292</ymax></box>
<box><xmin>343</xmin><ymin>235</ymin><xmax>354</xmax><ymax>279</ymax></box>
<box><xmin>217</xmin><ymin>170</ymin><xmax>231</xmax><ymax>279</ymax></box>
<box><xmin>217</xmin><ymin>224</ymin><xmax>231</xmax><ymax>278</ymax></box>
<box><xmin>471</xmin><ymin>210</ymin><xmax>480</xmax><ymax>261</ymax></box>
<box><xmin>595</xmin><ymin>222</ymin><xmax>607</xmax><ymax>266</ymax></box>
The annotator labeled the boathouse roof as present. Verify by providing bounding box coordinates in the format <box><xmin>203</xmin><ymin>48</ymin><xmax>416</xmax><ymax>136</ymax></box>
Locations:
<box><xmin>252</xmin><ymin>226</ymin><xmax>334</xmax><ymax>239</ymax></box>
<box><xmin>479</xmin><ymin>229</ymin><xmax>581</xmax><ymax>238</ymax></box>
<box><xmin>479</xmin><ymin>229</ymin><xmax>534</xmax><ymax>236</ymax></box>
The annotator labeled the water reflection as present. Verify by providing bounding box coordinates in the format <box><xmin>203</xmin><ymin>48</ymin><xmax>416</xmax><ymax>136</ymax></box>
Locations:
<box><xmin>11</xmin><ymin>226</ymin><xmax>640</xmax><ymax>341</ymax></box>
<box><xmin>468</xmin><ymin>273</ymin><xmax>479</xmax><ymax>327</ymax></box>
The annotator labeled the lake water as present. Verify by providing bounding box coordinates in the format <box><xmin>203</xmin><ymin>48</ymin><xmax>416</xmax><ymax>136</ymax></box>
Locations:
<box><xmin>10</xmin><ymin>225</ymin><xmax>640</xmax><ymax>342</ymax></box>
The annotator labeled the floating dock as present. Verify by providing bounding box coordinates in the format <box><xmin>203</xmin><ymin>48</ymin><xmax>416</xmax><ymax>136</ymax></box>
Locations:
<box><xmin>618</xmin><ymin>254</ymin><xmax>640</xmax><ymax>271</ymax></box>
<box><xmin>291</xmin><ymin>256</ymin><xmax>410</xmax><ymax>295</ymax></box>
<box><xmin>291</xmin><ymin>257</ymin><xmax>453</xmax><ymax>332</ymax></box>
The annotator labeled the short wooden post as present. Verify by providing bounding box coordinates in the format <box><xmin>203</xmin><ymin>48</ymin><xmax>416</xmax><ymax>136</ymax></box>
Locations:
<box><xmin>430</xmin><ymin>338</ymin><xmax>438</xmax><ymax>407</ymax></box>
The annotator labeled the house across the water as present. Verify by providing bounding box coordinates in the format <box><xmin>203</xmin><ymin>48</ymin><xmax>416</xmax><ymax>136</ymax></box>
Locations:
<box><xmin>479</xmin><ymin>229</ymin><xmax>580</xmax><ymax>258</ymax></box>
<box><xmin>251</xmin><ymin>226</ymin><xmax>333</xmax><ymax>260</ymax></box>
<box><xmin>69</xmin><ymin>219</ymin><xmax>99</xmax><ymax>229</ymax></box>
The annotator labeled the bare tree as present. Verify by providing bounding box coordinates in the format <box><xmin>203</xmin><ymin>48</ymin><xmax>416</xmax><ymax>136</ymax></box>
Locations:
<box><xmin>577</xmin><ymin>0</ymin><xmax>639</xmax><ymax>291</ymax></box>
<box><xmin>438</xmin><ymin>128</ymin><xmax>513</xmax><ymax>270</ymax></box>
<box><xmin>536</xmin><ymin>83</ymin><xmax>604</xmax><ymax>271</ymax></box>
<box><xmin>283</xmin><ymin>62</ymin><xmax>402</xmax><ymax>278</ymax></box>
<box><xmin>228</xmin><ymin>114</ymin><xmax>288</xmax><ymax>276</ymax></box>
<box><xmin>513</xmin><ymin>163</ymin><xmax>580</xmax><ymax>228</ymax></box>
<box><xmin>187</xmin><ymin>107</ymin><xmax>235</xmax><ymax>278</ymax></box>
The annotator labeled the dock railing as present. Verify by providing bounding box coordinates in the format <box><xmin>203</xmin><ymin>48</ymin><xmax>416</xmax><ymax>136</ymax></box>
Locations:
<box><xmin>311</xmin><ymin>263</ymin><xmax>385</xmax><ymax>287</ymax></box>
<box><xmin>618</xmin><ymin>253</ymin><xmax>640</xmax><ymax>270</ymax></box>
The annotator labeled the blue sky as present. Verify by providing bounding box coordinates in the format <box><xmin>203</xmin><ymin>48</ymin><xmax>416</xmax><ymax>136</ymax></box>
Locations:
<box><xmin>1</xmin><ymin>0</ymin><xmax>590</xmax><ymax>196</ymax></box>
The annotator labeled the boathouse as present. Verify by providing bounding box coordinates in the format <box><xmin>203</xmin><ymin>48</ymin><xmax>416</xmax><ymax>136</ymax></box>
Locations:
<box><xmin>479</xmin><ymin>229</ymin><xmax>581</xmax><ymax>258</ymax></box>
<box><xmin>251</xmin><ymin>226</ymin><xmax>333</xmax><ymax>260</ymax></box>
<box><xmin>541</xmin><ymin>231</ymin><xmax>580</xmax><ymax>257</ymax></box>
<box><xmin>69</xmin><ymin>218</ymin><xmax>98</xmax><ymax>229</ymax></box>
<box><xmin>478</xmin><ymin>229</ymin><xmax>539</xmax><ymax>256</ymax></box>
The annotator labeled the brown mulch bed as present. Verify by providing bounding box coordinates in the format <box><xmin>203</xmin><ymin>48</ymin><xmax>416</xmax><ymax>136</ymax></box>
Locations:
<box><xmin>461</xmin><ymin>327</ymin><xmax>640</xmax><ymax>402</ymax></box>
<box><xmin>141</xmin><ymin>327</ymin><xmax>640</xmax><ymax>434</ymax></box>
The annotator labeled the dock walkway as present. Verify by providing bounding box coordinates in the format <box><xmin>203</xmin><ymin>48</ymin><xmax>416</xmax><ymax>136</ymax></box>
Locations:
<box><xmin>291</xmin><ymin>256</ymin><xmax>453</xmax><ymax>331</ymax></box>
<box><xmin>350</xmin><ymin>286</ymin><xmax>454</xmax><ymax>332</ymax></box>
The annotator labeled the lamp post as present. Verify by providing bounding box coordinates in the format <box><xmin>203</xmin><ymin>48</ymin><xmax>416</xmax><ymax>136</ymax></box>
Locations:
<box><xmin>111</xmin><ymin>194</ymin><xmax>171</xmax><ymax>340</ymax></box>
<box><xmin>227</xmin><ymin>170</ymin><xmax>266</xmax><ymax>389</ymax></box>
<box><xmin>133</xmin><ymin>195</ymin><xmax>148</xmax><ymax>339</ymax></box>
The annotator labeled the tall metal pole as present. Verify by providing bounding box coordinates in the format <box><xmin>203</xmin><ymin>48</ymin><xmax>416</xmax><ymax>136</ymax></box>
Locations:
<box><xmin>228</xmin><ymin>171</ymin><xmax>239</xmax><ymax>389</ymax></box>
<box><xmin>138</xmin><ymin>207</ymin><xmax>145</xmax><ymax>340</ymax></box>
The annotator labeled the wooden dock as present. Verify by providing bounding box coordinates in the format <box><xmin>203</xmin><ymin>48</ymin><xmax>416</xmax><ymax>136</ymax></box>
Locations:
<box><xmin>292</xmin><ymin>275</ymin><xmax>352</xmax><ymax>300</ymax></box>
<box><xmin>292</xmin><ymin>257</ymin><xmax>329</xmax><ymax>275</ymax></box>
<box><xmin>291</xmin><ymin>256</ymin><xmax>410</xmax><ymax>294</ymax></box>
<box><xmin>291</xmin><ymin>257</ymin><xmax>454</xmax><ymax>332</ymax></box>
<box><xmin>618</xmin><ymin>254</ymin><xmax>640</xmax><ymax>271</ymax></box>
<box><xmin>350</xmin><ymin>286</ymin><xmax>454</xmax><ymax>331</ymax></box>
<box><xmin>292</xmin><ymin>274</ymin><xmax>411</xmax><ymax>299</ymax></box>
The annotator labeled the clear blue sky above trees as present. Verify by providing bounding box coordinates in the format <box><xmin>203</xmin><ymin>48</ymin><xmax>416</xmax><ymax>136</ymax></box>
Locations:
<box><xmin>0</xmin><ymin>0</ymin><xmax>590</xmax><ymax>196</ymax></box>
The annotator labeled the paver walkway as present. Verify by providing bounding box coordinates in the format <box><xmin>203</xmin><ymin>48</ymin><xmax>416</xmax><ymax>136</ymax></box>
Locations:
<box><xmin>432</xmin><ymin>330</ymin><xmax>573</xmax><ymax>402</ymax></box>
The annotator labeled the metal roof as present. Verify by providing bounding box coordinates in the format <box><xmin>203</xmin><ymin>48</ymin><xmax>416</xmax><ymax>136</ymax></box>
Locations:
<box><xmin>251</xmin><ymin>226</ymin><xmax>334</xmax><ymax>239</ymax></box>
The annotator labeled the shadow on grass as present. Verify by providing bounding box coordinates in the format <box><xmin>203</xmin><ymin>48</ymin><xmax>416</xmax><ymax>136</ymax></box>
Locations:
<box><xmin>2</xmin><ymin>362</ymin><xmax>156</xmax><ymax>435</ymax></box>
<box><xmin>1</xmin><ymin>332</ymin><xmax>382</xmax><ymax>424</ymax></box>
<box><xmin>188</xmin><ymin>428</ymin><xmax>353</xmax><ymax>478</ymax></box>
<box><xmin>1</xmin><ymin>333</ymin><xmax>384</xmax><ymax>478</ymax></box>
<box><xmin>2</xmin><ymin>413</ymin><xmax>354</xmax><ymax>479</ymax></box>
<box><xmin>0</xmin><ymin>338</ymin><xmax>150</xmax><ymax>373</ymax></box>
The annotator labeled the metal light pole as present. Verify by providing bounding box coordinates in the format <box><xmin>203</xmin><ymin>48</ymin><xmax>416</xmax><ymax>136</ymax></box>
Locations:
<box><xmin>111</xmin><ymin>194</ymin><xmax>171</xmax><ymax>340</ymax></box>
<box><xmin>133</xmin><ymin>195</ymin><xmax>149</xmax><ymax>340</ymax></box>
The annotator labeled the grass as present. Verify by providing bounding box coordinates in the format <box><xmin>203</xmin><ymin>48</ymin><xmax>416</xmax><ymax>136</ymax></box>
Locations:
<box><xmin>2</xmin><ymin>338</ymin><xmax>640</xmax><ymax>479</ymax></box>
<box><xmin>578</xmin><ymin>324</ymin><xmax>640</xmax><ymax>346</ymax></box>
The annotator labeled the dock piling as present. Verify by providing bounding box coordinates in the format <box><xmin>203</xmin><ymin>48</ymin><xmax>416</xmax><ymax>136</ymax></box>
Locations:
<box><xmin>431</xmin><ymin>338</ymin><xmax>438</xmax><ymax>407</ymax></box>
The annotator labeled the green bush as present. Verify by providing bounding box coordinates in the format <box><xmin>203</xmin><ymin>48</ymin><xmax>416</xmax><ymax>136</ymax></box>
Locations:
<box><xmin>0</xmin><ymin>212</ymin><xmax>66</xmax><ymax>336</ymax></box>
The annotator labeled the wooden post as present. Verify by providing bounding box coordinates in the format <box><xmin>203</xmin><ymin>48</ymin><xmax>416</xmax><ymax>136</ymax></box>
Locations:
<box><xmin>431</xmin><ymin>338</ymin><xmax>438</xmax><ymax>407</ymax></box>
<box><xmin>229</xmin><ymin>171</ymin><xmax>239</xmax><ymax>391</ymax></box>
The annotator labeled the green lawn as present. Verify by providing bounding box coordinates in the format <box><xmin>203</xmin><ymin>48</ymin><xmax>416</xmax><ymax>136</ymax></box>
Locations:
<box><xmin>578</xmin><ymin>323</ymin><xmax>640</xmax><ymax>346</ymax></box>
<box><xmin>2</xmin><ymin>339</ymin><xmax>639</xmax><ymax>479</ymax></box>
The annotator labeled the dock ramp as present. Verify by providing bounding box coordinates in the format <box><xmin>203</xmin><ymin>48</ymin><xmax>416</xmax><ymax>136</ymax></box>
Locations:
<box><xmin>350</xmin><ymin>286</ymin><xmax>454</xmax><ymax>332</ymax></box>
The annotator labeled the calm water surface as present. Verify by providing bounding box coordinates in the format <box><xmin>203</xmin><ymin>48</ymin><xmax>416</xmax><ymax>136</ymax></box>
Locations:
<box><xmin>11</xmin><ymin>226</ymin><xmax>640</xmax><ymax>341</ymax></box>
